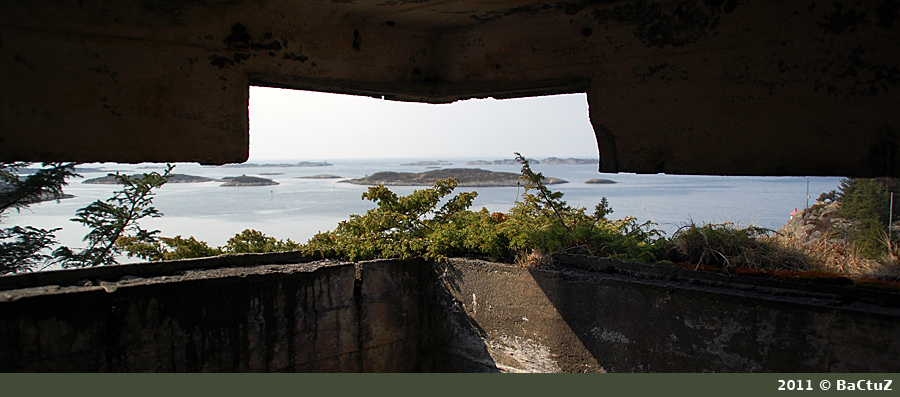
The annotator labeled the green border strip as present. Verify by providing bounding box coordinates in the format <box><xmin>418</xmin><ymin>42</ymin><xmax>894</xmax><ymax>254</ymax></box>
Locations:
<box><xmin>3</xmin><ymin>373</ymin><xmax>898</xmax><ymax>397</ymax></box>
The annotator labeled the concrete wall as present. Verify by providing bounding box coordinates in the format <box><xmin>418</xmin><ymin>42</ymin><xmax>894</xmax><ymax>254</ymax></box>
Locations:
<box><xmin>0</xmin><ymin>254</ymin><xmax>443</xmax><ymax>372</ymax></box>
<box><xmin>2</xmin><ymin>1</ymin><xmax>898</xmax><ymax>176</ymax></box>
<box><xmin>2</xmin><ymin>252</ymin><xmax>898</xmax><ymax>372</ymax></box>
<box><xmin>438</xmin><ymin>256</ymin><xmax>900</xmax><ymax>372</ymax></box>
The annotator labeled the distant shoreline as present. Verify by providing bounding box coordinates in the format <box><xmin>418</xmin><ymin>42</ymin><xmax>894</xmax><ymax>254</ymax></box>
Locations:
<box><xmin>342</xmin><ymin>168</ymin><xmax>568</xmax><ymax>187</ymax></box>
<box><xmin>466</xmin><ymin>157</ymin><xmax>597</xmax><ymax>165</ymax></box>
<box><xmin>205</xmin><ymin>161</ymin><xmax>333</xmax><ymax>168</ymax></box>
<box><xmin>83</xmin><ymin>174</ymin><xmax>218</xmax><ymax>184</ymax></box>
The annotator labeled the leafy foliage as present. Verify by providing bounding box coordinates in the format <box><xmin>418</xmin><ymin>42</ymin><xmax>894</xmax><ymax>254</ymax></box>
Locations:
<box><xmin>302</xmin><ymin>153</ymin><xmax>667</xmax><ymax>265</ymax></box>
<box><xmin>834</xmin><ymin>177</ymin><xmax>897</xmax><ymax>258</ymax></box>
<box><xmin>168</xmin><ymin>236</ymin><xmax>225</xmax><ymax>258</ymax></box>
<box><xmin>54</xmin><ymin>165</ymin><xmax>174</xmax><ymax>268</ymax></box>
<box><xmin>117</xmin><ymin>235</ymin><xmax>222</xmax><ymax>261</ymax></box>
<box><xmin>2</xmin><ymin>161</ymin><xmax>306</xmax><ymax>269</ymax></box>
<box><xmin>0</xmin><ymin>162</ymin><xmax>80</xmax><ymax>273</ymax></box>
<box><xmin>818</xmin><ymin>190</ymin><xmax>838</xmax><ymax>204</ymax></box>
<box><xmin>837</xmin><ymin>178</ymin><xmax>891</xmax><ymax>225</ymax></box>
<box><xmin>0</xmin><ymin>226</ymin><xmax>60</xmax><ymax>274</ymax></box>
<box><xmin>499</xmin><ymin>154</ymin><xmax>664</xmax><ymax>263</ymax></box>
<box><xmin>303</xmin><ymin>178</ymin><xmax>478</xmax><ymax>261</ymax></box>
<box><xmin>223</xmin><ymin>229</ymin><xmax>302</xmax><ymax>254</ymax></box>
<box><xmin>0</xmin><ymin>162</ymin><xmax>80</xmax><ymax>214</ymax></box>
<box><xmin>119</xmin><ymin>229</ymin><xmax>303</xmax><ymax>261</ymax></box>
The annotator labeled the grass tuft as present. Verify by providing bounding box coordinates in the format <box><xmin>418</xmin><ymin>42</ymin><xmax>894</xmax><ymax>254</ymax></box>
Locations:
<box><xmin>667</xmin><ymin>222</ymin><xmax>809</xmax><ymax>273</ymax></box>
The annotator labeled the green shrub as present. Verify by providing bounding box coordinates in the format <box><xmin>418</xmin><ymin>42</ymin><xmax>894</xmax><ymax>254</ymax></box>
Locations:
<box><xmin>223</xmin><ymin>229</ymin><xmax>301</xmax><ymax>254</ymax></box>
<box><xmin>55</xmin><ymin>165</ymin><xmax>174</xmax><ymax>268</ymax></box>
<box><xmin>837</xmin><ymin>178</ymin><xmax>890</xmax><ymax>225</ymax></box>
<box><xmin>118</xmin><ymin>235</ymin><xmax>224</xmax><ymax>261</ymax></box>
<box><xmin>818</xmin><ymin>190</ymin><xmax>838</xmax><ymax>203</ymax></box>
<box><xmin>0</xmin><ymin>162</ymin><xmax>79</xmax><ymax>273</ymax></box>
<box><xmin>301</xmin><ymin>153</ymin><xmax>667</xmax><ymax>265</ymax></box>
<box><xmin>834</xmin><ymin>177</ymin><xmax>898</xmax><ymax>259</ymax></box>
<box><xmin>1</xmin><ymin>162</ymin><xmax>175</xmax><ymax>271</ymax></box>
<box><xmin>120</xmin><ymin>229</ymin><xmax>304</xmax><ymax>260</ymax></box>
<box><xmin>0</xmin><ymin>226</ymin><xmax>60</xmax><ymax>274</ymax></box>
<box><xmin>303</xmin><ymin>178</ymin><xmax>478</xmax><ymax>261</ymax></box>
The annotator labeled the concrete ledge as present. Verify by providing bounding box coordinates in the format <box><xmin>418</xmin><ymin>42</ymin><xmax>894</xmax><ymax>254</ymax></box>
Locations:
<box><xmin>554</xmin><ymin>253</ymin><xmax>900</xmax><ymax>315</ymax></box>
<box><xmin>0</xmin><ymin>251</ymin><xmax>321</xmax><ymax>292</ymax></box>
<box><xmin>2</xmin><ymin>253</ymin><xmax>898</xmax><ymax>372</ymax></box>
<box><xmin>439</xmin><ymin>258</ymin><xmax>900</xmax><ymax>372</ymax></box>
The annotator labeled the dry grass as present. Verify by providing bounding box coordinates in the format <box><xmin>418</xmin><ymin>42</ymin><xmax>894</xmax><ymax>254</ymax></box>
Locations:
<box><xmin>515</xmin><ymin>248</ymin><xmax>554</xmax><ymax>269</ymax></box>
<box><xmin>520</xmin><ymin>221</ymin><xmax>900</xmax><ymax>284</ymax></box>
<box><xmin>766</xmin><ymin>234</ymin><xmax>900</xmax><ymax>281</ymax></box>
<box><xmin>668</xmin><ymin>222</ymin><xmax>900</xmax><ymax>281</ymax></box>
<box><xmin>667</xmin><ymin>222</ymin><xmax>810</xmax><ymax>273</ymax></box>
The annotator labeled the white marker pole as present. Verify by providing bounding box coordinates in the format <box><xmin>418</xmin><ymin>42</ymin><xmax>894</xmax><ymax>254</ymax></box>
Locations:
<box><xmin>806</xmin><ymin>177</ymin><xmax>810</xmax><ymax>208</ymax></box>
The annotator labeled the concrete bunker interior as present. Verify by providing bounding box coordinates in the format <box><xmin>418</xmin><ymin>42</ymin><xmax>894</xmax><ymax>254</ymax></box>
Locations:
<box><xmin>2</xmin><ymin>0</ymin><xmax>900</xmax><ymax>372</ymax></box>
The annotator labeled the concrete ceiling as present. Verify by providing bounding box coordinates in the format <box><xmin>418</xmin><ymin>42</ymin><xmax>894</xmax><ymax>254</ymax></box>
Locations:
<box><xmin>2</xmin><ymin>0</ymin><xmax>898</xmax><ymax>176</ymax></box>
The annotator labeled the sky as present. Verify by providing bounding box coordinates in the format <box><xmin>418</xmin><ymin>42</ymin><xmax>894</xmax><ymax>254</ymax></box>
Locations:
<box><xmin>248</xmin><ymin>86</ymin><xmax>598</xmax><ymax>161</ymax></box>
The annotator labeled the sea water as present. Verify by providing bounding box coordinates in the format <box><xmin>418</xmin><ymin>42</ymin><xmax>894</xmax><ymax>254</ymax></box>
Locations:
<box><xmin>3</xmin><ymin>158</ymin><xmax>843</xmax><ymax>267</ymax></box>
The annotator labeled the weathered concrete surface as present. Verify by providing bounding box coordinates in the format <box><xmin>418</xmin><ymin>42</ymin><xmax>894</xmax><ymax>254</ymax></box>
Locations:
<box><xmin>438</xmin><ymin>257</ymin><xmax>900</xmax><ymax>372</ymax></box>
<box><xmin>432</xmin><ymin>259</ymin><xmax>601</xmax><ymax>372</ymax></box>
<box><xmin>1</xmin><ymin>253</ymin><xmax>899</xmax><ymax>372</ymax></box>
<box><xmin>2</xmin><ymin>1</ymin><xmax>898</xmax><ymax>175</ymax></box>
<box><xmin>0</xmin><ymin>256</ymin><xmax>445</xmax><ymax>372</ymax></box>
<box><xmin>585</xmin><ymin>1</ymin><xmax>900</xmax><ymax>176</ymax></box>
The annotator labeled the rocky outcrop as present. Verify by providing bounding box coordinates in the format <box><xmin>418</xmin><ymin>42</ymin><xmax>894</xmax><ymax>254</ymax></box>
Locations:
<box><xmin>73</xmin><ymin>167</ymin><xmax>110</xmax><ymax>173</ymax></box>
<box><xmin>220</xmin><ymin>176</ymin><xmax>279</xmax><ymax>187</ymax></box>
<box><xmin>214</xmin><ymin>162</ymin><xmax>332</xmax><ymax>168</ymax></box>
<box><xmin>585</xmin><ymin>178</ymin><xmax>616</xmax><ymax>184</ymax></box>
<box><xmin>297</xmin><ymin>174</ymin><xmax>343</xmax><ymax>179</ymax></box>
<box><xmin>465</xmin><ymin>157</ymin><xmax>598</xmax><ymax>166</ymax></box>
<box><xmin>83</xmin><ymin>174</ymin><xmax>216</xmax><ymax>184</ymax></box>
<box><xmin>30</xmin><ymin>192</ymin><xmax>74</xmax><ymax>202</ymax></box>
<box><xmin>0</xmin><ymin>183</ymin><xmax>75</xmax><ymax>203</ymax></box>
<box><xmin>540</xmin><ymin>157</ymin><xmax>597</xmax><ymax>165</ymax></box>
<box><xmin>82</xmin><ymin>174</ymin><xmax>128</xmax><ymax>184</ymax></box>
<box><xmin>342</xmin><ymin>168</ymin><xmax>567</xmax><ymax>187</ymax></box>
<box><xmin>778</xmin><ymin>201</ymin><xmax>851</xmax><ymax>243</ymax></box>
<box><xmin>400</xmin><ymin>161</ymin><xmax>453</xmax><ymax>166</ymax></box>
<box><xmin>466</xmin><ymin>159</ymin><xmax>536</xmax><ymax>165</ymax></box>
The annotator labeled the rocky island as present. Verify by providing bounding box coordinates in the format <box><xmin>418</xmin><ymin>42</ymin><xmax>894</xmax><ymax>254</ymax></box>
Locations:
<box><xmin>541</xmin><ymin>157</ymin><xmax>597</xmax><ymax>165</ymax></box>
<box><xmin>83</xmin><ymin>174</ymin><xmax>217</xmax><ymax>184</ymax></box>
<box><xmin>18</xmin><ymin>166</ymin><xmax>108</xmax><ymax>173</ymax></box>
<box><xmin>466</xmin><ymin>159</ymin><xmax>536</xmax><ymax>165</ymax></box>
<box><xmin>0</xmin><ymin>182</ymin><xmax>74</xmax><ymax>203</ymax></box>
<box><xmin>74</xmin><ymin>167</ymin><xmax>111</xmax><ymax>173</ymax></box>
<box><xmin>585</xmin><ymin>178</ymin><xmax>617</xmax><ymax>184</ymax></box>
<box><xmin>297</xmin><ymin>174</ymin><xmax>343</xmax><ymax>179</ymax></box>
<box><xmin>32</xmin><ymin>192</ymin><xmax>74</xmax><ymax>202</ymax></box>
<box><xmin>465</xmin><ymin>157</ymin><xmax>598</xmax><ymax>165</ymax></box>
<box><xmin>220</xmin><ymin>176</ymin><xmax>279</xmax><ymax>186</ymax></box>
<box><xmin>400</xmin><ymin>160</ymin><xmax>453</xmax><ymax>166</ymax></box>
<box><xmin>214</xmin><ymin>161</ymin><xmax>332</xmax><ymax>168</ymax></box>
<box><xmin>342</xmin><ymin>168</ymin><xmax>567</xmax><ymax>187</ymax></box>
